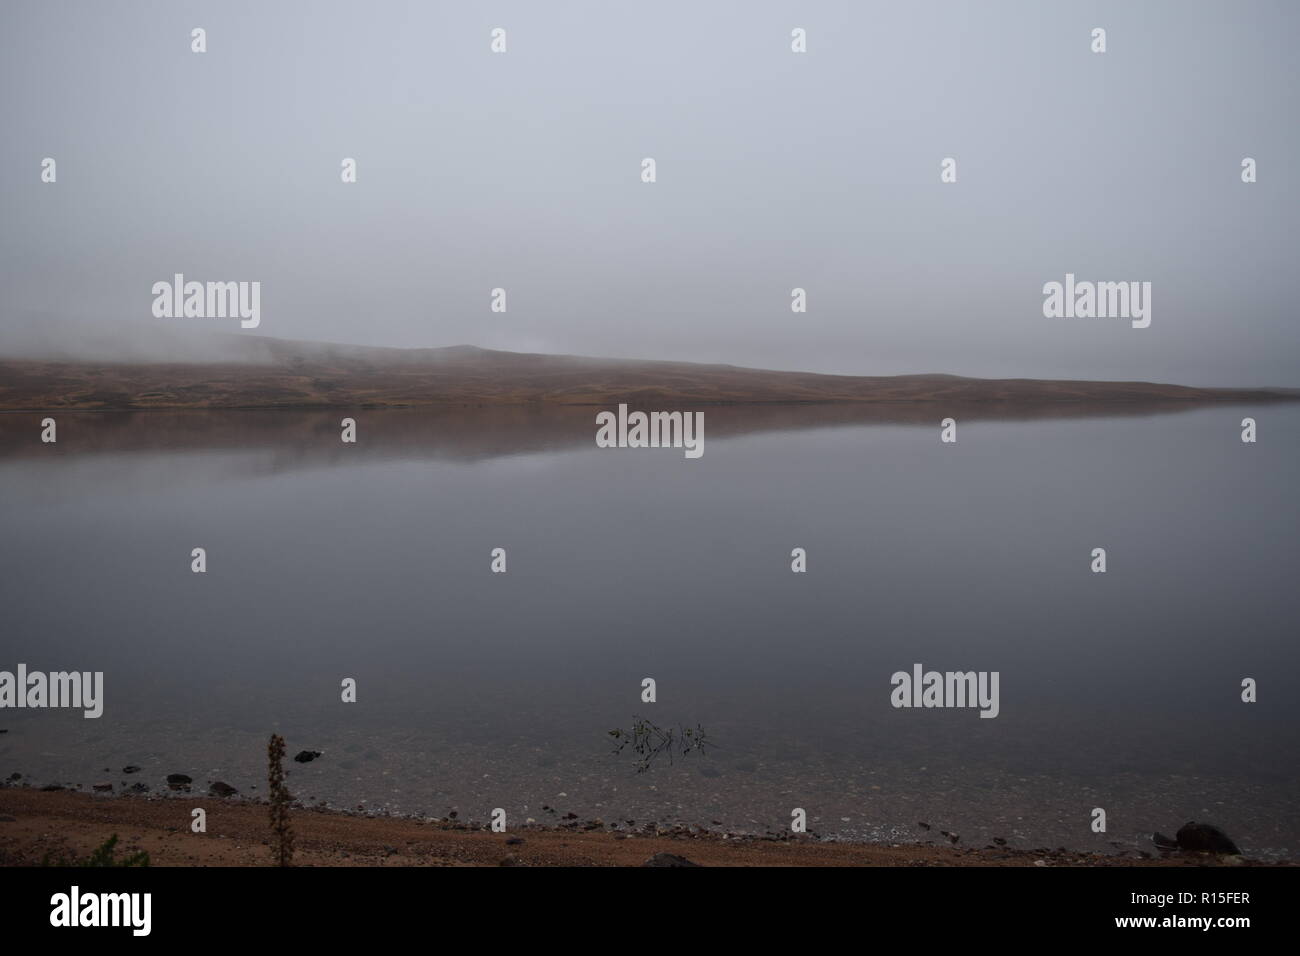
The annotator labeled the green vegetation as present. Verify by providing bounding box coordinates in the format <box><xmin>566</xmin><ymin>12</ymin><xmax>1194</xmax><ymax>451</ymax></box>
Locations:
<box><xmin>42</xmin><ymin>833</ymin><xmax>150</xmax><ymax>867</ymax></box>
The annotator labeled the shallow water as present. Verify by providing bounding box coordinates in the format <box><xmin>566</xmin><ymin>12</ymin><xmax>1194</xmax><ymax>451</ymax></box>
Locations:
<box><xmin>1</xmin><ymin>405</ymin><xmax>1297</xmax><ymax>858</ymax></box>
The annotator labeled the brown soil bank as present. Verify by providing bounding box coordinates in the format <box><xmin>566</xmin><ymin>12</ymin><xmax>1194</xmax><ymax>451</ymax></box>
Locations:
<box><xmin>0</xmin><ymin>789</ymin><xmax>1285</xmax><ymax>868</ymax></box>
<box><xmin>2</xmin><ymin>340</ymin><xmax>1298</xmax><ymax>410</ymax></box>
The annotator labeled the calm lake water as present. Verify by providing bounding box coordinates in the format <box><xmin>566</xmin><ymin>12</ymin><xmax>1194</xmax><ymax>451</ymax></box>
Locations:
<box><xmin>1</xmin><ymin>405</ymin><xmax>1297</xmax><ymax>858</ymax></box>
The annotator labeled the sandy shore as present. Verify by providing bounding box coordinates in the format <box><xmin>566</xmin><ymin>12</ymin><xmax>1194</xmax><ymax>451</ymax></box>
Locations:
<box><xmin>0</xmin><ymin>788</ymin><xmax>1279</xmax><ymax>867</ymax></box>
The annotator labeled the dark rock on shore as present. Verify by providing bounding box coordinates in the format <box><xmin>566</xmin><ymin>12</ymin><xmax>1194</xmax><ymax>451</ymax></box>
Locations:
<box><xmin>642</xmin><ymin>852</ymin><xmax>701</xmax><ymax>867</ymax></box>
<box><xmin>1177</xmin><ymin>822</ymin><xmax>1240</xmax><ymax>854</ymax></box>
<box><xmin>294</xmin><ymin>750</ymin><xmax>322</xmax><ymax>763</ymax></box>
<box><xmin>92</xmin><ymin>782</ymin><xmax>113</xmax><ymax>792</ymax></box>
<box><xmin>122</xmin><ymin>765</ymin><xmax>142</xmax><ymax>774</ymax></box>
<box><xmin>209</xmin><ymin>781</ymin><xmax>238</xmax><ymax>798</ymax></box>
<box><xmin>1153</xmin><ymin>822</ymin><xmax>1240</xmax><ymax>855</ymax></box>
<box><xmin>166</xmin><ymin>773</ymin><xmax>192</xmax><ymax>791</ymax></box>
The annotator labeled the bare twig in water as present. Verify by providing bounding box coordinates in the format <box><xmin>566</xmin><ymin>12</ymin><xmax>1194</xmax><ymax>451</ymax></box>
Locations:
<box><xmin>268</xmin><ymin>733</ymin><xmax>295</xmax><ymax>867</ymax></box>
<box><xmin>608</xmin><ymin>716</ymin><xmax>712</xmax><ymax>773</ymax></box>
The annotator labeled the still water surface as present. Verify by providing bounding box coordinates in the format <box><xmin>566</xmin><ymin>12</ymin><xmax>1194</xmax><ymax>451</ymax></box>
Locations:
<box><xmin>1</xmin><ymin>405</ymin><xmax>1296</xmax><ymax>857</ymax></box>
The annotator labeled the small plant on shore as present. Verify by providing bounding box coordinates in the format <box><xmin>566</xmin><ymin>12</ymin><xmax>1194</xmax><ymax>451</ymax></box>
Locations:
<box><xmin>41</xmin><ymin>833</ymin><xmax>150</xmax><ymax>867</ymax></box>
<box><xmin>608</xmin><ymin>716</ymin><xmax>712</xmax><ymax>773</ymax></box>
<box><xmin>268</xmin><ymin>733</ymin><xmax>295</xmax><ymax>867</ymax></box>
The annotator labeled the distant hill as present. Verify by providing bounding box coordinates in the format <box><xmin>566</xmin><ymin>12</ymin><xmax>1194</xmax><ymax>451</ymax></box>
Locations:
<box><xmin>1</xmin><ymin>336</ymin><xmax>1297</xmax><ymax>410</ymax></box>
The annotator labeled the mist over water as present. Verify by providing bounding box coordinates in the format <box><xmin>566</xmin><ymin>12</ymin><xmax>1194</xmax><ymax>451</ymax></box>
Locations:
<box><xmin>2</xmin><ymin>405</ymin><xmax>1296</xmax><ymax>857</ymax></box>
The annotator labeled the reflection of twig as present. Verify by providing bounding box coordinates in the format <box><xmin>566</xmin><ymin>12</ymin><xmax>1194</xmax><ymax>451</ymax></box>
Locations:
<box><xmin>608</xmin><ymin>716</ymin><xmax>711</xmax><ymax>773</ymax></box>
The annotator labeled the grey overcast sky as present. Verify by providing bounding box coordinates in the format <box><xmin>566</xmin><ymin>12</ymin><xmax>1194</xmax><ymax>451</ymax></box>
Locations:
<box><xmin>1</xmin><ymin>0</ymin><xmax>1297</xmax><ymax>386</ymax></box>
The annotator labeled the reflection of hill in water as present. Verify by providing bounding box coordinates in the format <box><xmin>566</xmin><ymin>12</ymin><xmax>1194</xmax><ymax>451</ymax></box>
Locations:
<box><xmin>0</xmin><ymin>399</ymin><xmax>1283</xmax><ymax>472</ymax></box>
